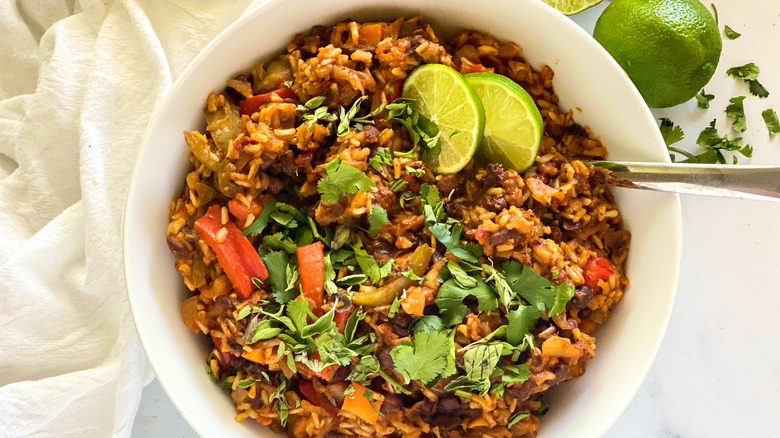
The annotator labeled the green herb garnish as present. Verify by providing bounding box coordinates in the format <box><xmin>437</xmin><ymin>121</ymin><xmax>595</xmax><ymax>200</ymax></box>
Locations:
<box><xmin>317</xmin><ymin>158</ymin><xmax>376</xmax><ymax>202</ymax></box>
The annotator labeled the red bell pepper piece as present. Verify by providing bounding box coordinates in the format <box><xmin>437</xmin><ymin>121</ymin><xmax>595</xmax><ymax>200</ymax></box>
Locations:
<box><xmin>389</xmin><ymin>79</ymin><xmax>403</xmax><ymax>102</ymax></box>
<box><xmin>296</xmin><ymin>242</ymin><xmax>325</xmax><ymax>313</ymax></box>
<box><xmin>194</xmin><ymin>204</ymin><xmax>269</xmax><ymax>298</ymax></box>
<box><xmin>298</xmin><ymin>380</ymin><xmax>339</xmax><ymax>416</ymax></box>
<box><xmin>334</xmin><ymin>305</ymin><xmax>354</xmax><ymax>334</ymax></box>
<box><xmin>583</xmin><ymin>257</ymin><xmax>614</xmax><ymax>291</ymax></box>
<box><xmin>238</xmin><ymin>87</ymin><xmax>298</xmax><ymax>115</ymax></box>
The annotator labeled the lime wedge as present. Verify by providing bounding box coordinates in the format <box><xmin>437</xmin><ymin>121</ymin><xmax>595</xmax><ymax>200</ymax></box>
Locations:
<box><xmin>541</xmin><ymin>0</ymin><xmax>603</xmax><ymax>15</ymax></box>
<box><xmin>464</xmin><ymin>73</ymin><xmax>543</xmax><ymax>173</ymax></box>
<box><xmin>401</xmin><ymin>64</ymin><xmax>485</xmax><ymax>174</ymax></box>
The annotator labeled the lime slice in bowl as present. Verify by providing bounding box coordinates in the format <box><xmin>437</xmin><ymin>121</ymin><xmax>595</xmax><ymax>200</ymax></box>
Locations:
<box><xmin>464</xmin><ymin>73</ymin><xmax>544</xmax><ymax>173</ymax></box>
<box><xmin>401</xmin><ymin>64</ymin><xmax>485</xmax><ymax>174</ymax></box>
<box><xmin>541</xmin><ymin>0</ymin><xmax>603</xmax><ymax>15</ymax></box>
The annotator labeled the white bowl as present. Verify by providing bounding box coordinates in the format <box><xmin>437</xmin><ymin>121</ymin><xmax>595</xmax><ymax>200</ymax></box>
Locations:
<box><xmin>124</xmin><ymin>0</ymin><xmax>682</xmax><ymax>437</ymax></box>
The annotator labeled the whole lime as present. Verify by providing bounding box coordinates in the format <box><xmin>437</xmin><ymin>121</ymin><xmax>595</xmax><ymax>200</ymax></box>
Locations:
<box><xmin>593</xmin><ymin>0</ymin><xmax>722</xmax><ymax>108</ymax></box>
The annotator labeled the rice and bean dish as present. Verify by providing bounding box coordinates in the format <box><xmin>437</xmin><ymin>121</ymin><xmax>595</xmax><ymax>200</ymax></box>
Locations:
<box><xmin>166</xmin><ymin>16</ymin><xmax>630</xmax><ymax>438</ymax></box>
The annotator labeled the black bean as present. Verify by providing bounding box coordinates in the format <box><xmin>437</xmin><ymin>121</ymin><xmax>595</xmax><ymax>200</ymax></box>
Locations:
<box><xmin>484</xmin><ymin>196</ymin><xmax>508</xmax><ymax>212</ymax></box>
<box><xmin>214</xmin><ymin>295</ymin><xmax>234</xmax><ymax>310</ymax></box>
<box><xmin>567</xmin><ymin>286</ymin><xmax>593</xmax><ymax>310</ymax></box>
<box><xmin>437</xmin><ymin>174</ymin><xmax>464</xmax><ymax>196</ymax></box>
<box><xmin>547</xmin><ymin>363</ymin><xmax>570</xmax><ymax>386</ymax></box>
<box><xmin>166</xmin><ymin>235</ymin><xmax>192</xmax><ymax>259</ymax></box>
<box><xmin>324</xmin><ymin>432</ymin><xmax>347</xmax><ymax>438</ymax></box>
<box><xmin>488</xmin><ymin>229</ymin><xmax>523</xmax><ymax>246</ymax></box>
<box><xmin>378</xmin><ymin>348</ymin><xmax>394</xmax><ymax>369</ymax></box>
<box><xmin>436</xmin><ymin>395</ymin><xmax>461</xmax><ymax>415</ymax></box>
<box><xmin>506</xmin><ymin>380</ymin><xmax>537</xmax><ymax>402</ymax></box>
<box><xmin>578</xmin><ymin>308</ymin><xmax>592</xmax><ymax>319</ymax></box>
<box><xmin>482</xmin><ymin>163</ymin><xmax>506</xmax><ymax>188</ymax></box>
<box><xmin>380</xmin><ymin>393</ymin><xmax>403</xmax><ymax>415</ymax></box>
<box><xmin>418</xmin><ymin>399</ymin><xmax>437</xmax><ymax>416</ymax></box>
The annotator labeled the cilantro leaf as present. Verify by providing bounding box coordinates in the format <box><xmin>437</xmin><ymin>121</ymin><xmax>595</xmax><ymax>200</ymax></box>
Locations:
<box><xmin>548</xmin><ymin>282</ymin><xmax>575</xmax><ymax>318</ymax></box>
<box><xmin>501</xmin><ymin>363</ymin><xmax>530</xmax><ymax>383</ymax></box>
<box><xmin>695</xmin><ymin>89</ymin><xmax>714</xmax><ymax>109</ymax></box>
<box><xmin>749</xmin><ymin>80</ymin><xmax>770</xmax><ymax>98</ymax></box>
<box><xmin>387</xmin><ymin>98</ymin><xmax>441</xmax><ymax>160</ymax></box>
<box><xmin>367</xmin><ymin>205</ymin><xmax>388</xmax><ymax>234</ymax></box>
<box><xmin>243</xmin><ymin>201</ymin><xmax>277</xmax><ymax>236</ymax></box>
<box><xmin>258</xmin><ymin>232</ymin><xmax>297</xmax><ymax>255</ymax></box>
<box><xmin>388</xmin><ymin>296</ymin><xmax>402</xmax><ymax>318</ymax></box>
<box><xmin>725</xmin><ymin>96</ymin><xmax>747</xmax><ymax>133</ymax></box>
<box><xmin>317</xmin><ymin>158</ymin><xmax>376</xmax><ymax>203</ymax></box>
<box><xmin>727</xmin><ymin>63</ymin><xmax>770</xmax><ymax>98</ymax></box>
<box><xmin>435</xmin><ymin>278</ymin><xmax>498</xmax><ymax>327</ymax></box>
<box><xmin>659</xmin><ymin>118</ymin><xmax>684</xmax><ymax>146</ymax></box>
<box><xmin>724</xmin><ymin>25</ymin><xmax>741</xmax><ymax>39</ymax></box>
<box><xmin>370</xmin><ymin>147</ymin><xmax>393</xmax><ymax>173</ymax></box>
<box><xmin>762</xmin><ymin>109</ymin><xmax>780</xmax><ymax>139</ymax></box>
<box><xmin>390</xmin><ymin>331</ymin><xmax>452</xmax><ymax>385</ymax></box>
<box><xmin>411</xmin><ymin>315</ymin><xmax>444</xmax><ymax>334</ymax></box>
<box><xmin>506</xmin><ymin>305</ymin><xmax>543</xmax><ymax>346</ymax></box>
<box><xmin>503</xmin><ymin>260</ymin><xmax>555</xmax><ymax>310</ymax></box>
<box><xmin>727</xmin><ymin>63</ymin><xmax>760</xmax><ymax>81</ymax></box>
<box><xmin>691</xmin><ymin>119</ymin><xmax>752</xmax><ymax>164</ymax></box>
<box><xmin>261</xmin><ymin>251</ymin><xmax>298</xmax><ymax>303</ymax></box>
<box><xmin>351</xmin><ymin>239</ymin><xmax>382</xmax><ymax>284</ymax></box>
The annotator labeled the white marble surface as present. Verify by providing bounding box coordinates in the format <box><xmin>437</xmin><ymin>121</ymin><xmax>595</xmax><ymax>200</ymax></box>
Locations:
<box><xmin>132</xmin><ymin>1</ymin><xmax>780</xmax><ymax>436</ymax></box>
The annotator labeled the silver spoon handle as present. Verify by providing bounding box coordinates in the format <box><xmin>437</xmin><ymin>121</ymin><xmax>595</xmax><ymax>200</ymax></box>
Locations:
<box><xmin>589</xmin><ymin>161</ymin><xmax>780</xmax><ymax>202</ymax></box>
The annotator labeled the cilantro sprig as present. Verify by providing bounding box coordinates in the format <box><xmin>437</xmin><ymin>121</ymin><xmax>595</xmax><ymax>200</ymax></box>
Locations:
<box><xmin>762</xmin><ymin>109</ymin><xmax>780</xmax><ymax>139</ymax></box>
<box><xmin>317</xmin><ymin>158</ymin><xmax>375</xmax><ymax>202</ymax></box>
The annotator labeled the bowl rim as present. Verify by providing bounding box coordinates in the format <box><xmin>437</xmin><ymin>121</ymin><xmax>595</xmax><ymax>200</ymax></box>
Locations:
<box><xmin>123</xmin><ymin>1</ymin><xmax>682</xmax><ymax>437</ymax></box>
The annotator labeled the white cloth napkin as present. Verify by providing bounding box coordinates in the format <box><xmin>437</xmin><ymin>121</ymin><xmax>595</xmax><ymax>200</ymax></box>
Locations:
<box><xmin>0</xmin><ymin>1</ymin><xmax>264</xmax><ymax>436</ymax></box>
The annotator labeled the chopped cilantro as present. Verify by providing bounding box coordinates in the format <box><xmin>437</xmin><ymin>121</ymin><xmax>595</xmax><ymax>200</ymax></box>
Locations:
<box><xmin>405</xmin><ymin>166</ymin><xmax>425</xmax><ymax>177</ymax></box>
<box><xmin>367</xmin><ymin>205</ymin><xmax>388</xmax><ymax>234</ymax></box>
<box><xmin>388</xmin><ymin>179</ymin><xmax>408</xmax><ymax>192</ymax></box>
<box><xmin>317</xmin><ymin>158</ymin><xmax>376</xmax><ymax>203</ymax></box>
<box><xmin>762</xmin><ymin>109</ymin><xmax>780</xmax><ymax>139</ymax></box>
<box><xmin>370</xmin><ymin>147</ymin><xmax>393</xmax><ymax>173</ymax></box>
<box><xmin>506</xmin><ymin>305</ymin><xmax>542</xmax><ymax>346</ymax></box>
<box><xmin>501</xmin><ymin>363</ymin><xmax>530</xmax><ymax>383</ymax></box>
<box><xmin>659</xmin><ymin>118</ymin><xmax>684</xmax><ymax>146</ymax></box>
<box><xmin>724</xmin><ymin>25</ymin><xmax>741</xmax><ymax>39</ymax></box>
<box><xmin>727</xmin><ymin>63</ymin><xmax>770</xmax><ymax>98</ymax></box>
<box><xmin>411</xmin><ymin>315</ymin><xmax>444</xmax><ymax>334</ymax></box>
<box><xmin>420</xmin><ymin>183</ymin><xmax>481</xmax><ymax>263</ymax></box>
<box><xmin>337</xmin><ymin>273</ymin><xmax>368</xmax><ymax>286</ymax></box>
<box><xmin>690</xmin><ymin>119</ymin><xmax>752</xmax><ymax>164</ymax></box>
<box><xmin>388</xmin><ymin>296</ymin><xmax>403</xmax><ymax>318</ymax></box>
<box><xmin>243</xmin><ymin>200</ymin><xmax>277</xmax><ymax>236</ymax></box>
<box><xmin>695</xmin><ymin>89</ymin><xmax>714</xmax><ymax>109</ymax></box>
<box><xmin>261</xmin><ymin>251</ymin><xmax>299</xmax><ymax>303</ymax></box>
<box><xmin>435</xmin><ymin>278</ymin><xmax>498</xmax><ymax>327</ymax></box>
<box><xmin>386</xmin><ymin>98</ymin><xmax>441</xmax><ymax>160</ymax></box>
<box><xmin>725</xmin><ymin>96</ymin><xmax>747</xmax><ymax>133</ymax></box>
<box><xmin>269</xmin><ymin>377</ymin><xmax>290</xmax><ymax>426</ymax></box>
<box><xmin>258</xmin><ymin>232</ymin><xmax>297</xmax><ymax>255</ymax></box>
<box><xmin>389</xmin><ymin>331</ymin><xmax>453</xmax><ymax>385</ymax></box>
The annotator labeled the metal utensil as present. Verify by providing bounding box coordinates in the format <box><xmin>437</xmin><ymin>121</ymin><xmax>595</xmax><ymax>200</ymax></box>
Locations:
<box><xmin>588</xmin><ymin>161</ymin><xmax>780</xmax><ymax>202</ymax></box>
